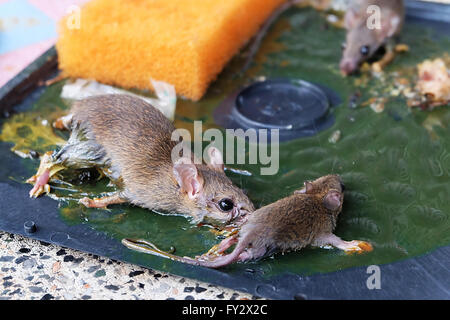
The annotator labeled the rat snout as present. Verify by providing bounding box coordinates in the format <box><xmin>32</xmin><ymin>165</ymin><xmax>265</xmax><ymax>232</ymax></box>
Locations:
<box><xmin>340</xmin><ymin>58</ymin><xmax>357</xmax><ymax>76</ymax></box>
<box><xmin>232</xmin><ymin>203</ymin><xmax>252</xmax><ymax>225</ymax></box>
<box><xmin>234</xmin><ymin>207</ymin><xmax>245</xmax><ymax>220</ymax></box>
<box><xmin>230</xmin><ymin>208</ymin><xmax>240</xmax><ymax>221</ymax></box>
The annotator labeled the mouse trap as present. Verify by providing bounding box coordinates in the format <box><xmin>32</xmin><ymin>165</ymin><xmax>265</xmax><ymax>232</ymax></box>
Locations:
<box><xmin>1</xmin><ymin>2</ymin><xmax>450</xmax><ymax>299</ymax></box>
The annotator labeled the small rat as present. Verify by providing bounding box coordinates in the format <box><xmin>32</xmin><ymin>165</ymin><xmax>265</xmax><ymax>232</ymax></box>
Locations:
<box><xmin>27</xmin><ymin>94</ymin><xmax>254</xmax><ymax>226</ymax></box>
<box><xmin>123</xmin><ymin>174</ymin><xmax>373</xmax><ymax>268</ymax></box>
<box><xmin>340</xmin><ymin>0</ymin><xmax>405</xmax><ymax>75</ymax></box>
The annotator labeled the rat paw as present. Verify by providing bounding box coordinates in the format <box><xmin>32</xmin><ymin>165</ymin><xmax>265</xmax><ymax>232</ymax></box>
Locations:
<box><xmin>79</xmin><ymin>197</ymin><xmax>107</xmax><ymax>209</ymax></box>
<box><xmin>394</xmin><ymin>43</ymin><xmax>409</xmax><ymax>53</ymax></box>
<box><xmin>344</xmin><ymin>240</ymin><xmax>373</xmax><ymax>255</ymax></box>
<box><xmin>28</xmin><ymin>168</ymin><xmax>51</xmax><ymax>198</ymax></box>
<box><xmin>26</xmin><ymin>176</ymin><xmax>37</xmax><ymax>184</ymax></box>
<box><xmin>27</xmin><ymin>152</ymin><xmax>65</xmax><ymax>199</ymax></box>
<box><xmin>357</xmin><ymin>241</ymin><xmax>373</xmax><ymax>252</ymax></box>
<box><xmin>196</xmin><ymin>253</ymin><xmax>219</xmax><ymax>262</ymax></box>
<box><xmin>52</xmin><ymin>114</ymin><xmax>72</xmax><ymax>130</ymax></box>
<box><xmin>79</xmin><ymin>197</ymin><xmax>92</xmax><ymax>208</ymax></box>
<box><xmin>52</xmin><ymin>119</ymin><xmax>66</xmax><ymax>130</ymax></box>
<box><xmin>29</xmin><ymin>182</ymin><xmax>50</xmax><ymax>198</ymax></box>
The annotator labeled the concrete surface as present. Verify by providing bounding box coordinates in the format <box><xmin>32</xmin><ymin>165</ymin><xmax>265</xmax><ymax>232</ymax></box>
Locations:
<box><xmin>0</xmin><ymin>231</ymin><xmax>256</xmax><ymax>300</ymax></box>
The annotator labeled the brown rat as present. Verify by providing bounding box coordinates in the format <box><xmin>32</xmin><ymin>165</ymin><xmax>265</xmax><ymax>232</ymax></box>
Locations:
<box><xmin>27</xmin><ymin>94</ymin><xmax>254</xmax><ymax>226</ymax></box>
<box><xmin>124</xmin><ymin>174</ymin><xmax>373</xmax><ymax>268</ymax></box>
<box><xmin>340</xmin><ymin>0</ymin><xmax>405</xmax><ymax>75</ymax></box>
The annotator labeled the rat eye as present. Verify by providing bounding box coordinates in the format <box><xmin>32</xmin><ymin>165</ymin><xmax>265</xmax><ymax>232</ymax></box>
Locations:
<box><xmin>218</xmin><ymin>198</ymin><xmax>234</xmax><ymax>212</ymax></box>
<box><xmin>360</xmin><ymin>45</ymin><xmax>370</xmax><ymax>56</ymax></box>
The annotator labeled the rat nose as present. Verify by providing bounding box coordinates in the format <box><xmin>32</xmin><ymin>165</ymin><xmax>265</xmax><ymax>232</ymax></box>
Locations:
<box><xmin>236</xmin><ymin>205</ymin><xmax>250</xmax><ymax>218</ymax></box>
<box><xmin>232</xmin><ymin>204</ymin><xmax>252</xmax><ymax>226</ymax></box>
<box><xmin>231</xmin><ymin>208</ymin><xmax>240</xmax><ymax>220</ymax></box>
<box><xmin>340</xmin><ymin>59</ymin><xmax>356</xmax><ymax>75</ymax></box>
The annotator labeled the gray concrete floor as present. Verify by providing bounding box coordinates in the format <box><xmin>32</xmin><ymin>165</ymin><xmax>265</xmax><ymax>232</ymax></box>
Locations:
<box><xmin>0</xmin><ymin>231</ymin><xmax>257</xmax><ymax>300</ymax></box>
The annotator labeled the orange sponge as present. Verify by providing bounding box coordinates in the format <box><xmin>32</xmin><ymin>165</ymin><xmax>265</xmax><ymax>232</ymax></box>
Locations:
<box><xmin>56</xmin><ymin>0</ymin><xmax>285</xmax><ymax>101</ymax></box>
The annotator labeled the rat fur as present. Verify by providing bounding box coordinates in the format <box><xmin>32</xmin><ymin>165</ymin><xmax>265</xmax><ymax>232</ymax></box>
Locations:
<box><xmin>28</xmin><ymin>94</ymin><xmax>254</xmax><ymax>226</ymax></box>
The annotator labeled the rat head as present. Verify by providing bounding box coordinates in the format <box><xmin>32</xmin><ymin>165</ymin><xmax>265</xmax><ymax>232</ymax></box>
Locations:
<box><xmin>340</xmin><ymin>7</ymin><xmax>402</xmax><ymax>75</ymax></box>
<box><xmin>297</xmin><ymin>174</ymin><xmax>345</xmax><ymax>213</ymax></box>
<box><xmin>172</xmin><ymin>147</ymin><xmax>254</xmax><ymax>226</ymax></box>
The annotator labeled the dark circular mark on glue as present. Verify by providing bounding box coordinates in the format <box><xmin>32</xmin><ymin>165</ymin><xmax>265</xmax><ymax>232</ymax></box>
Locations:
<box><xmin>50</xmin><ymin>232</ymin><xmax>70</xmax><ymax>244</ymax></box>
<box><xmin>214</xmin><ymin>78</ymin><xmax>341</xmax><ymax>142</ymax></box>
<box><xmin>255</xmin><ymin>283</ymin><xmax>277</xmax><ymax>296</ymax></box>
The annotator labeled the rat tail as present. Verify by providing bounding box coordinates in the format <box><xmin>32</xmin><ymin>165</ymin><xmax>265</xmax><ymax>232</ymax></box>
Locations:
<box><xmin>122</xmin><ymin>235</ymin><xmax>250</xmax><ymax>269</ymax></box>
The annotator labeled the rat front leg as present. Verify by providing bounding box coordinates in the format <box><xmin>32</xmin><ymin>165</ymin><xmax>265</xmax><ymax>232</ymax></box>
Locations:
<box><xmin>208</xmin><ymin>235</ymin><xmax>238</xmax><ymax>254</ymax></box>
<box><xmin>201</xmin><ymin>229</ymin><xmax>240</xmax><ymax>259</ymax></box>
<box><xmin>27</xmin><ymin>151</ymin><xmax>65</xmax><ymax>198</ymax></box>
<box><xmin>79</xmin><ymin>192</ymin><xmax>128</xmax><ymax>209</ymax></box>
<box><xmin>371</xmin><ymin>40</ymin><xmax>409</xmax><ymax>73</ymax></box>
<box><xmin>312</xmin><ymin>233</ymin><xmax>373</xmax><ymax>254</ymax></box>
<box><xmin>209</xmin><ymin>225</ymin><xmax>239</xmax><ymax>237</ymax></box>
<box><xmin>371</xmin><ymin>47</ymin><xmax>395</xmax><ymax>73</ymax></box>
<box><xmin>27</xmin><ymin>137</ymin><xmax>105</xmax><ymax>198</ymax></box>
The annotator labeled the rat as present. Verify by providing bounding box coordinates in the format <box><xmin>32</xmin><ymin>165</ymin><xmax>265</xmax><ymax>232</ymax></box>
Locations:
<box><xmin>122</xmin><ymin>174</ymin><xmax>373</xmax><ymax>268</ymax></box>
<box><xmin>27</xmin><ymin>94</ymin><xmax>254</xmax><ymax>226</ymax></box>
<box><xmin>340</xmin><ymin>0</ymin><xmax>405</xmax><ymax>75</ymax></box>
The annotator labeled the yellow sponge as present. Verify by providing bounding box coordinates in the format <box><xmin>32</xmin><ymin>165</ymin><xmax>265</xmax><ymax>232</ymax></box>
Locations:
<box><xmin>56</xmin><ymin>0</ymin><xmax>285</xmax><ymax>101</ymax></box>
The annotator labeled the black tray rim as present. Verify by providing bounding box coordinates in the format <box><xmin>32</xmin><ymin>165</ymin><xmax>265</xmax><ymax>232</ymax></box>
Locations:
<box><xmin>1</xmin><ymin>3</ymin><xmax>449</xmax><ymax>299</ymax></box>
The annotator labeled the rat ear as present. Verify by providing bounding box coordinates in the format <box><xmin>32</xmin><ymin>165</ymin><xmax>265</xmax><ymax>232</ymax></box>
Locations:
<box><xmin>304</xmin><ymin>181</ymin><xmax>314</xmax><ymax>193</ymax></box>
<box><xmin>375</xmin><ymin>14</ymin><xmax>400</xmax><ymax>42</ymax></box>
<box><xmin>206</xmin><ymin>146</ymin><xmax>224</xmax><ymax>172</ymax></box>
<box><xmin>294</xmin><ymin>181</ymin><xmax>313</xmax><ymax>194</ymax></box>
<box><xmin>323</xmin><ymin>190</ymin><xmax>342</xmax><ymax>211</ymax></box>
<box><xmin>344</xmin><ymin>8</ymin><xmax>359</xmax><ymax>29</ymax></box>
<box><xmin>173</xmin><ymin>160</ymin><xmax>204</xmax><ymax>199</ymax></box>
<box><xmin>386</xmin><ymin>15</ymin><xmax>401</xmax><ymax>37</ymax></box>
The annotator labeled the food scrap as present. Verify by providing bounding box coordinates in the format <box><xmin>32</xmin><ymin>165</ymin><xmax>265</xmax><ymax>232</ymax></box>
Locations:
<box><xmin>369</xmin><ymin>97</ymin><xmax>387</xmax><ymax>113</ymax></box>
<box><xmin>413</xmin><ymin>58</ymin><xmax>450</xmax><ymax>109</ymax></box>
<box><xmin>328</xmin><ymin>130</ymin><xmax>342</xmax><ymax>144</ymax></box>
<box><xmin>360</xmin><ymin>96</ymin><xmax>386</xmax><ymax>113</ymax></box>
